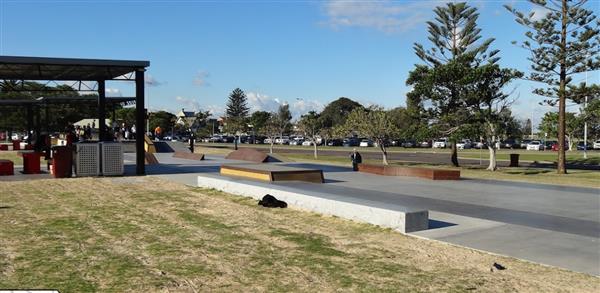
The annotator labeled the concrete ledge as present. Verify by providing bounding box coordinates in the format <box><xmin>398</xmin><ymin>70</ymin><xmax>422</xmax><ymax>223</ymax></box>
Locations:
<box><xmin>358</xmin><ymin>164</ymin><xmax>460</xmax><ymax>180</ymax></box>
<box><xmin>197</xmin><ymin>175</ymin><xmax>428</xmax><ymax>233</ymax></box>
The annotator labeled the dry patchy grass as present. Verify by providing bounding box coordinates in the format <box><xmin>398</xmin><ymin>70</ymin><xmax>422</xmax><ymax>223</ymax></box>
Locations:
<box><xmin>0</xmin><ymin>177</ymin><xmax>598</xmax><ymax>292</ymax></box>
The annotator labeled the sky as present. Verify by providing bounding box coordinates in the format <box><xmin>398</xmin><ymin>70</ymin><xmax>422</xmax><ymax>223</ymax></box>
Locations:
<box><xmin>0</xmin><ymin>0</ymin><xmax>599</xmax><ymax>125</ymax></box>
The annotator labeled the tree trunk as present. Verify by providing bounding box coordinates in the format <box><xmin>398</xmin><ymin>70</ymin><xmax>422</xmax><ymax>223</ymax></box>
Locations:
<box><xmin>557</xmin><ymin>0</ymin><xmax>568</xmax><ymax>174</ymax></box>
<box><xmin>234</xmin><ymin>135</ymin><xmax>238</xmax><ymax>150</ymax></box>
<box><xmin>380</xmin><ymin>142</ymin><xmax>389</xmax><ymax>165</ymax></box>
<box><xmin>269</xmin><ymin>140</ymin><xmax>274</xmax><ymax>154</ymax></box>
<box><xmin>313</xmin><ymin>141</ymin><xmax>318</xmax><ymax>159</ymax></box>
<box><xmin>487</xmin><ymin>143</ymin><xmax>497</xmax><ymax>171</ymax></box>
<box><xmin>450</xmin><ymin>141</ymin><xmax>459</xmax><ymax>167</ymax></box>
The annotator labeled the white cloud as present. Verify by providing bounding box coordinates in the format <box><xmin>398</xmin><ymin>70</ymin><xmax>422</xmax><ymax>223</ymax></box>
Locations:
<box><xmin>194</xmin><ymin>71</ymin><xmax>210</xmax><ymax>86</ymax></box>
<box><xmin>530</xmin><ymin>5</ymin><xmax>552</xmax><ymax>21</ymax></box>
<box><xmin>145</xmin><ymin>74</ymin><xmax>164</xmax><ymax>87</ymax></box>
<box><xmin>174</xmin><ymin>96</ymin><xmax>201</xmax><ymax>112</ymax></box>
<box><xmin>321</xmin><ymin>0</ymin><xmax>439</xmax><ymax>33</ymax></box>
<box><xmin>246</xmin><ymin>92</ymin><xmax>324</xmax><ymax>119</ymax></box>
<box><xmin>105</xmin><ymin>88</ymin><xmax>122</xmax><ymax>97</ymax></box>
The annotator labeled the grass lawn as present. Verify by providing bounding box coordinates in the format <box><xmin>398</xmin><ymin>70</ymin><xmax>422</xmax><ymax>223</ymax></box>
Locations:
<box><xmin>280</xmin><ymin>153</ymin><xmax>600</xmax><ymax>189</ymax></box>
<box><xmin>1</xmin><ymin>177</ymin><xmax>597</xmax><ymax>292</ymax></box>
<box><xmin>0</xmin><ymin>151</ymin><xmax>22</xmax><ymax>165</ymax></box>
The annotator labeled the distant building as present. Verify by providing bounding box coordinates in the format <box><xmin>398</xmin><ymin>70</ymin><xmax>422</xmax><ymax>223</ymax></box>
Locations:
<box><xmin>176</xmin><ymin>108</ymin><xmax>196</xmax><ymax>126</ymax></box>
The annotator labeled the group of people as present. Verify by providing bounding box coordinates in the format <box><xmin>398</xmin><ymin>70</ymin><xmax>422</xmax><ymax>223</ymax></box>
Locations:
<box><xmin>112</xmin><ymin>122</ymin><xmax>136</xmax><ymax>141</ymax></box>
<box><xmin>74</xmin><ymin>124</ymin><xmax>94</xmax><ymax>141</ymax></box>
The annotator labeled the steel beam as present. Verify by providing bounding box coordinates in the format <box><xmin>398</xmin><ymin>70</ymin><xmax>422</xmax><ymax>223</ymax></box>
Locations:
<box><xmin>98</xmin><ymin>80</ymin><xmax>106</xmax><ymax>141</ymax></box>
<box><xmin>135</xmin><ymin>69</ymin><xmax>145</xmax><ymax>175</ymax></box>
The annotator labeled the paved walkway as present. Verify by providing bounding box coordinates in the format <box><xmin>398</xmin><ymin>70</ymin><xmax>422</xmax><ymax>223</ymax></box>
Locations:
<box><xmin>134</xmin><ymin>153</ymin><xmax>600</xmax><ymax>275</ymax></box>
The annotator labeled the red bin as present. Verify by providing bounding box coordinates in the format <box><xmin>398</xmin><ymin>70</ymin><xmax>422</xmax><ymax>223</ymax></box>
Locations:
<box><xmin>19</xmin><ymin>151</ymin><xmax>42</xmax><ymax>174</ymax></box>
<box><xmin>0</xmin><ymin>160</ymin><xmax>13</xmax><ymax>176</ymax></box>
<box><xmin>12</xmin><ymin>140</ymin><xmax>20</xmax><ymax>151</ymax></box>
<box><xmin>51</xmin><ymin>146</ymin><xmax>73</xmax><ymax>178</ymax></box>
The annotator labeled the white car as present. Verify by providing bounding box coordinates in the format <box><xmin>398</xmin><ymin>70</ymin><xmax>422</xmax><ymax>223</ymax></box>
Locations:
<box><xmin>301</xmin><ymin>140</ymin><xmax>313</xmax><ymax>146</ymax></box>
<box><xmin>594</xmin><ymin>140</ymin><xmax>600</xmax><ymax>150</ymax></box>
<box><xmin>289</xmin><ymin>139</ymin><xmax>303</xmax><ymax>146</ymax></box>
<box><xmin>275</xmin><ymin>136</ymin><xmax>290</xmax><ymax>145</ymax></box>
<box><xmin>359</xmin><ymin>139</ymin><xmax>372</xmax><ymax>147</ymax></box>
<box><xmin>432</xmin><ymin>139</ymin><xmax>447</xmax><ymax>148</ymax></box>
<box><xmin>456</xmin><ymin>140</ymin><xmax>472</xmax><ymax>149</ymax></box>
<box><xmin>527</xmin><ymin>140</ymin><xmax>543</xmax><ymax>151</ymax></box>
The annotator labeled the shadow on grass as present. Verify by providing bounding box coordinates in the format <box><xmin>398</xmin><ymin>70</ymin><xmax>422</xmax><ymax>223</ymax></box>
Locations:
<box><xmin>504</xmin><ymin>169</ymin><xmax>553</xmax><ymax>175</ymax></box>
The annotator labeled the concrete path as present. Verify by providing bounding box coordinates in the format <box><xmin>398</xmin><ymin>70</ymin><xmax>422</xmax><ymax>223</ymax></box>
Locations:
<box><xmin>140</xmin><ymin>153</ymin><xmax>600</xmax><ymax>275</ymax></box>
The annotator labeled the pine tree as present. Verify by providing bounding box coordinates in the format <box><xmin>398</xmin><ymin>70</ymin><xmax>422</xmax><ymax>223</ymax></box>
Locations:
<box><xmin>225</xmin><ymin>88</ymin><xmax>249</xmax><ymax>150</ymax></box>
<box><xmin>226</xmin><ymin>88</ymin><xmax>249</xmax><ymax>119</ymax></box>
<box><xmin>409</xmin><ymin>2</ymin><xmax>498</xmax><ymax>167</ymax></box>
<box><xmin>505</xmin><ymin>0</ymin><xmax>600</xmax><ymax>174</ymax></box>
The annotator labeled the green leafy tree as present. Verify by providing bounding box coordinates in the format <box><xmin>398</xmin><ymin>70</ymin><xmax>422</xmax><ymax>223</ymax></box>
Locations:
<box><xmin>275</xmin><ymin>104</ymin><xmax>292</xmax><ymax>138</ymax></box>
<box><xmin>261</xmin><ymin>114</ymin><xmax>280</xmax><ymax>154</ymax></box>
<box><xmin>466</xmin><ymin>63</ymin><xmax>522</xmax><ymax>171</ymax></box>
<box><xmin>408</xmin><ymin>2</ymin><xmax>498</xmax><ymax>167</ymax></box>
<box><xmin>539</xmin><ymin>111</ymin><xmax>582</xmax><ymax>150</ymax></box>
<box><xmin>149</xmin><ymin>111</ymin><xmax>176</xmax><ymax>134</ymax></box>
<box><xmin>340</xmin><ymin>106</ymin><xmax>400</xmax><ymax>165</ymax></box>
<box><xmin>505</xmin><ymin>0</ymin><xmax>600</xmax><ymax>174</ymax></box>
<box><xmin>319</xmin><ymin>97</ymin><xmax>363</xmax><ymax>128</ymax></box>
<box><xmin>248</xmin><ymin>111</ymin><xmax>271</xmax><ymax>136</ymax></box>
<box><xmin>191</xmin><ymin>110</ymin><xmax>212</xmax><ymax>138</ymax></box>
<box><xmin>225</xmin><ymin>88</ymin><xmax>249</xmax><ymax>149</ymax></box>
<box><xmin>297</xmin><ymin>111</ymin><xmax>322</xmax><ymax>158</ymax></box>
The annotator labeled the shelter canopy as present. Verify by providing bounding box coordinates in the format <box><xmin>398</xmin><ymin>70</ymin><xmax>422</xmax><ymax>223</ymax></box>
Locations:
<box><xmin>0</xmin><ymin>56</ymin><xmax>150</xmax><ymax>81</ymax></box>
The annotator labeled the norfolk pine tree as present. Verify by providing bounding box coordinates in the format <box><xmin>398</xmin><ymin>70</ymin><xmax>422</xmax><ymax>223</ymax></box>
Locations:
<box><xmin>505</xmin><ymin>0</ymin><xmax>600</xmax><ymax>174</ymax></box>
<box><xmin>409</xmin><ymin>2</ymin><xmax>499</xmax><ymax>167</ymax></box>
<box><xmin>225</xmin><ymin>88</ymin><xmax>250</xmax><ymax>150</ymax></box>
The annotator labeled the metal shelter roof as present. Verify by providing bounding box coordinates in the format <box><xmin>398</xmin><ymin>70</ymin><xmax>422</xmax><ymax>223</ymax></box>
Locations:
<box><xmin>0</xmin><ymin>55</ymin><xmax>150</xmax><ymax>81</ymax></box>
<box><xmin>0</xmin><ymin>96</ymin><xmax>136</xmax><ymax>106</ymax></box>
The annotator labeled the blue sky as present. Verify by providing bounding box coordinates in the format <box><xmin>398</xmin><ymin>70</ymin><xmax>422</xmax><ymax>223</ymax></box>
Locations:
<box><xmin>1</xmin><ymin>0</ymin><xmax>598</xmax><ymax>125</ymax></box>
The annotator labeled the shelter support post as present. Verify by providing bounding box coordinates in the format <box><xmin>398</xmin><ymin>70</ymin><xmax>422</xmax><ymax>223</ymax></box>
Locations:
<box><xmin>98</xmin><ymin>80</ymin><xmax>106</xmax><ymax>141</ymax></box>
<box><xmin>135</xmin><ymin>69</ymin><xmax>146</xmax><ymax>175</ymax></box>
<box><xmin>26</xmin><ymin>105</ymin><xmax>33</xmax><ymax>144</ymax></box>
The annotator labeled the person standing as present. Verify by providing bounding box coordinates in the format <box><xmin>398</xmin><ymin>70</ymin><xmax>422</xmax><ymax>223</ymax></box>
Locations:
<box><xmin>130</xmin><ymin>124</ymin><xmax>136</xmax><ymax>140</ymax></box>
<box><xmin>188</xmin><ymin>129</ymin><xmax>195</xmax><ymax>153</ymax></box>
<box><xmin>350</xmin><ymin>148</ymin><xmax>362</xmax><ymax>171</ymax></box>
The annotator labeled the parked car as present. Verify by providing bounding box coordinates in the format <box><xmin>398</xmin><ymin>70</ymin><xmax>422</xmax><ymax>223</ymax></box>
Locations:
<box><xmin>301</xmin><ymin>140</ymin><xmax>314</xmax><ymax>146</ymax></box>
<box><xmin>275</xmin><ymin>136</ymin><xmax>290</xmax><ymax>145</ymax></box>
<box><xmin>289</xmin><ymin>139</ymin><xmax>303</xmax><ymax>146</ymax></box>
<box><xmin>327</xmin><ymin>139</ymin><xmax>343</xmax><ymax>146</ymax></box>
<box><xmin>576</xmin><ymin>141</ymin><xmax>588</xmax><ymax>150</ymax></box>
<box><xmin>594</xmin><ymin>140</ymin><xmax>600</xmax><ymax>150</ymax></box>
<box><xmin>473</xmin><ymin>141</ymin><xmax>488</xmax><ymax>149</ymax></box>
<box><xmin>527</xmin><ymin>140</ymin><xmax>543</xmax><ymax>151</ymax></box>
<box><xmin>343</xmin><ymin>138</ymin><xmax>360</xmax><ymax>147</ymax></box>
<box><xmin>543</xmin><ymin>140</ymin><xmax>555</xmax><ymax>151</ymax></box>
<box><xmin>432</xmin><ymin>139</ymin><xmax>447</xmax><ymax>148</ymax></box>
<box><xmin>520</xmin><ymin>139</ymin><xmax>532</xmax><ymax>149</ymax></box>
<box><xmin>456</xmin><ymin>139</ymin><xmax>472</xmax><ymax>150</ymax></box>
<box><xmin>401</xmin><ymin>140</ymin><xmax>417</xmax><ymax>148</ymax></box>
<box><xmin>359</xmin><ymin>139</ymin><xmax>373</xmax><ymax>147</ymax></box>
<box><xmin>208</xmin><ymin>135</ymin><xmax>223</xmax><ymax>143</ymax></box>
<box><xmin>502</xmin><ymin>139</ymin><xmax>518</xmax><ymax>149</ymax></box>
<box><xmin>419</xmin><ymin>140</ymin><xmax>432</xmax><ymax>148</ymax></box>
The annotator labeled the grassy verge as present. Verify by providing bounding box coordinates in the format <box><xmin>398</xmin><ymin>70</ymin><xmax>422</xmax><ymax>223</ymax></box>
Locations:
<box><xmin>0</xmin><ymin>151</ymin><xmax>22</xmax><ymax>165</ymax></box>
<box><xmin>1</xmin><ymin>177</ymin><xmax>597</xmax><ymax>292</ymax></box>
<box><xmin>280</xmin><ymin>153</ymin><xmax>600</xmax><ymax>189</ymax></box>
<box><xmin>198</xmin><ymin>143</ymin><xmax>600</xmax><ymax>164</ymax></box>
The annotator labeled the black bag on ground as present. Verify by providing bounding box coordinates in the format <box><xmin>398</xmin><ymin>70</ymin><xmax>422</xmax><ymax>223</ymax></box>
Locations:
<box><xmin>258</xmin><ymin>194</ymin><xmax>287</xmax><ymax>208</ymax></box>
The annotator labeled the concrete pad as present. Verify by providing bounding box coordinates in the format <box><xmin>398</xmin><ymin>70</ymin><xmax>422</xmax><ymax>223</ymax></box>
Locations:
<box><xmin>196</xmin><ymin>174</ymin><xmax>428</xmax><ymax>233</ymax></box>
